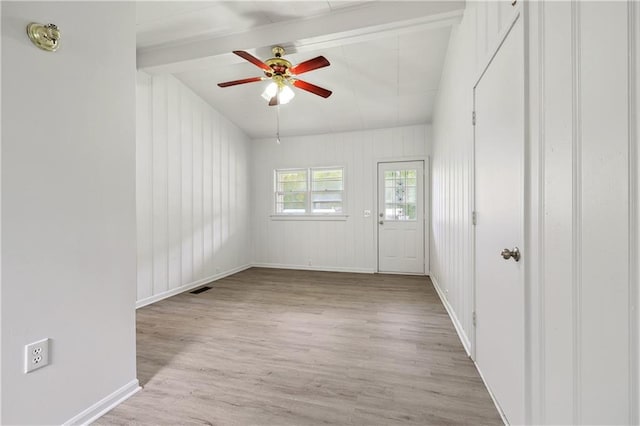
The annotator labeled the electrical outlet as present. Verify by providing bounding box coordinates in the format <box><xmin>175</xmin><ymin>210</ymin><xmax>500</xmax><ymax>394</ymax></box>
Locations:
<box><xmin>25</xmin><ymin>338</ymin><xmax>50</xmax><ymax>373</ymax></box>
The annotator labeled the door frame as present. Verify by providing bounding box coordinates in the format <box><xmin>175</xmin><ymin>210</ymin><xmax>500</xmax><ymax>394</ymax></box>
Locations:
<box><xmin>374</xmin><ymin>157</ymin><xmax>430</xmax><ymax>275</ymax></box>
<box><xmin>471</xmin><ymin>8</ymin><xmax>528</xmax><ymax>424</ymax></box>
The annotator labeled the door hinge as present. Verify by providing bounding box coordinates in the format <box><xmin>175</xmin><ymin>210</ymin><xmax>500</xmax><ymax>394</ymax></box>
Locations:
<box><xmin>472</xmin><ymin>211</ymin><xmax>477</xmax><ymax>226</ymax></box>
<box><xmin>473</xmin><ymin>311</ymin><xmax>477</xmax><ymax>327</ymax></box>
<box><xmin>472</xmin><ymin>111</ymin><xmax>476</xmax><ymax>126</ymax></box>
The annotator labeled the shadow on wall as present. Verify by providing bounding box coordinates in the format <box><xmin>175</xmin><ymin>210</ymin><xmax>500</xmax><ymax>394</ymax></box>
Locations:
<box><xmin>136</xmin><ymin>233</ymin><xmax>241</xmax><ymax>386</ymax></box>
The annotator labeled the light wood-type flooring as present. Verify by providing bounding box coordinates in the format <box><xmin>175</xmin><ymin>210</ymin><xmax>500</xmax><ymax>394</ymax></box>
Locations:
<box><xmin>98</xmin><ymin>268</ymin><xmax>501</xmax><ymax>425</ymax></box>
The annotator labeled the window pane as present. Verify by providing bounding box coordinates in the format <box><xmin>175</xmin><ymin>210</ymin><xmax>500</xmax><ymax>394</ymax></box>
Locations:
<box><xmin>406</xmin><ymin>187</ymin><xmax>417</xmax><ymax>203</ymax></box>
<box><xmin>312</xmin><ymin>168</ymin><xmax>343</xmax><ymax>191</ymax></box>
<box><xmin>312</xmin><ymin>202</ymin><xmax>343</xmax><ymax>213</ymax></box>
<box><xmin>383</xmin><ymin>168</ymin><xmax>417</xmax><ymax>221</ymax></box>
<box><xmin>276</xmin><ymin>203</ymin><xmax>306</xmax><ymax>214</ymax></box>
<box><xmin>405</xmin><ymin>203</ymin><xmax>417</xmax><ymax>220</ymax></box>
<box><xmin>278</xmin><ymin>181</ymin><xmax>306</xmax><ymax>192</ymax></box>
<box><xmin>276</xmin><ymin>191</ymin><xmax>307</xmax><ymax>214</ymax></box>
<box><xmin>276</xmin><ymin>170</ymin><xmax>307</xmax><ymax>193</ymax></box>
<box><xmin>311</xmin><ymin>192</ymin><xmax>342</xmax><ymax>202</ymax></box>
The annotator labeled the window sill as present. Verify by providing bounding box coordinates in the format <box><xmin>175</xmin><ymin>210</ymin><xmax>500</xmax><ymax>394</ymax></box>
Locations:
<box><xmin>270</xmin><ymin>214</ymin><xmax>349</xmax><ymax>221</ymax></box>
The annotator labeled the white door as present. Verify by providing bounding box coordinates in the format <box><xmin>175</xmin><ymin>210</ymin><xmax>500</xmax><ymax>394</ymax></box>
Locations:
<box><xmin>377</xmin><ymin>161</ymin><xmax>424</xmax><ymax>274</ymax></box>
<box><xmin>474</xmin><ymin>16</ymin><xmax>524</xmax><ymax>424</ymax></box>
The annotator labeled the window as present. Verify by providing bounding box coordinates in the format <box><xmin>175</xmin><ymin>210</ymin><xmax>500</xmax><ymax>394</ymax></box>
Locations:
<box><xmin>275</xmin><ymin>167</ymin><xmax>344</xmax><ymax>215</ymax></box>
<box><xmin>384</xmin><ymin>169</ymin><xmax>417</xmax><ymax>221</ymax></box>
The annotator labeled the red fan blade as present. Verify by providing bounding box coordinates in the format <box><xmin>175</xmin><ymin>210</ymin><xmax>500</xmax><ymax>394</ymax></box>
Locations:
<box><xmin>292</xmin><ymin>79</ymin><xmax>332</xmax><ymax>98</ymax></box>
<box><xmin>268</xmin><ymin>95</ymin><xmax>279</xmax><ymax>106</ymax></box>
<box><xmin>290</xmin><ymin>56</ymin><xmax>330</xmax><ymax>75</ymax></box>
<box><xmin>233</xmin><ymin>50</ymin><xmax>272</xmax><ymax>72</ymax></box>
<box><xmin>217</xmin><ymin>77</ymin><xmax>264</xmax><ymax>87</ymax></box>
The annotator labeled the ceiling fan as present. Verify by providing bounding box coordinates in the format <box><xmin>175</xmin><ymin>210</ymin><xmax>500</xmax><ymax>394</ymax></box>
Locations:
<box><xmin>217</xmin><ymin>46</ymin><xmax>332</xmax><ymax>106</ymax></box>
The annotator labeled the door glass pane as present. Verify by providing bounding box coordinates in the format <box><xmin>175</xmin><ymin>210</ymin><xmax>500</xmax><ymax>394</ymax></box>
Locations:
<box><xmin>383</xmin><ymin>169</ymin><xmax>417</xmax><ymax>221</ymax></box>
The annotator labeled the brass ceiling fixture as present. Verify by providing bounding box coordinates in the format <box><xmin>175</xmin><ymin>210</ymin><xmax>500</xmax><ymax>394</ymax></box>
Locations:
<box><xmin>217</xmin><ymin>46</ymin><xmax>332</xmax><ymax>106</ymax></box>
<box><xmin>27</xmin><ymin>23</ymin><xmax>61</xmax><ymax>52</ymax></box>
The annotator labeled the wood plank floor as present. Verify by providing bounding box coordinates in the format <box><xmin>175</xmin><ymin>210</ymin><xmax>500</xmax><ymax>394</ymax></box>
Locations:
<box><xmin>98</xmin><ymin>268</ymin><xmax>501</xmax><ymax>425</ymax></box>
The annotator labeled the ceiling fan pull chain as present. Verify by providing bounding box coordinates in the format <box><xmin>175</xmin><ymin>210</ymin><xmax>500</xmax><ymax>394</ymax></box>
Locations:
<box><xmin>276</xmin><ymin>103</ymin><xmax>281</xmax><ymax>144</ymax></box>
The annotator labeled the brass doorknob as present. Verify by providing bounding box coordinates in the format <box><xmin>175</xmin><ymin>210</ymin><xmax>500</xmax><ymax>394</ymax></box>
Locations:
<box><xmin>501</xmin><ymin>247</ymin><xmax>520</xmax><ymax>262</ymax></box>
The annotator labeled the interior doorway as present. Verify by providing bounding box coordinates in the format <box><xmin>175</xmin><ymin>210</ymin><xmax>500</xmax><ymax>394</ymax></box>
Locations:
<box><xmin>473</xmin><ymin>14</ymin><xmax>525</xmax><ymax>424</ymax></box>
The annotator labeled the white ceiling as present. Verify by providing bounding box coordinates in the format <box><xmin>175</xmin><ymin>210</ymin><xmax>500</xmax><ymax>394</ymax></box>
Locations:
<box><xmin>136</xmin><ymin>1</ymin><xmax>463</xmax><ymax>139</ymax></box>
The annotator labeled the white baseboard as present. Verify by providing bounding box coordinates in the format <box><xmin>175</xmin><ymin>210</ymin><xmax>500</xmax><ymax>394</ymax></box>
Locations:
<box><xmin>429</xmin><ymin>276</ymin><xmax>507</xmax><ymax>425</ymax></box>
<box><xmin>472</xmin><ymin>358</ymin><xmax>509</xmax><ymax>426</ymax></box>
<box><xmin>136</xmin><ymin>264</ymin><xmax>252</xmax><ymax>309</ymax></box>
<box><xmin>251</xmin><ymin>263</ymin><xmax>375</xmax><ymax>274</ymax></box>
<box><xmin>63</xmin><ymin>379</ymin><xmax>140</xmax><ymax>426</ymax></box>
<box><xmin>429</xmin><ymin>275</ymin><xmax>472</xmax><ymax>356</ymax></box>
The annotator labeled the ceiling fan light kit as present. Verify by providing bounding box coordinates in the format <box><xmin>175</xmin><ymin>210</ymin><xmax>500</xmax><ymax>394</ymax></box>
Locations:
<box><xmin>218</xmin><ymin>46</ymin><xmax>332</xmax><ymax>106</ymax></box>
<box><xmin>261</xmin><ymin>78</ymin><xmax>295</xmax><ymax>105</ymax></box>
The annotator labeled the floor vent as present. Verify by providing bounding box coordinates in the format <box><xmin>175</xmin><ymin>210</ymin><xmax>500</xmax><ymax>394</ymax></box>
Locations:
<box><xmin>190</xmin><ymin>286</ymin><xmax>212</xmax><ymax>295</ymax></box>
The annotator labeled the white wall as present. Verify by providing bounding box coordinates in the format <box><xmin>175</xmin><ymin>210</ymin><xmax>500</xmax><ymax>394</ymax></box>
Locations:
<box><xmin>1</xmin><ymin>2</ymin><xmax>137</xmax><ymax>424</ymax></box>
<box><xmin>432</xmin><ymin>1</ymin><xmax>640</xmax><ymax>424</ymax></box>
<box><xmin>526</xmin><ymin>2</ymin><xmax>639</xmax><ymax>424</ymax></box>
<box><xmin>136</xmin><ymin>73</ymin><xmax>251</xmax><ymax>307</ymax></box>
<box><xmin>430</xmin><ymin>1</ymin><xmax>512</xmax><ymax>356</ymax></box>
<box><xmin>251</xmin><ymin>125</ymin><xmax>430</xmax><ymax>273</ymax></box>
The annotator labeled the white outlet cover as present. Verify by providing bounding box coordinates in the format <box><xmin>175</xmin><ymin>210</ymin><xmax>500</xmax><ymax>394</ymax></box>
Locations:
<box><xmin>25</xmin><ymin>338</ymin><xmax>50</xmax><ymax>373</ymax></box>
<box><xmin>364</xmin><ymin>210</ymin><xmax>371</xmax><ymax>217</ymax></box>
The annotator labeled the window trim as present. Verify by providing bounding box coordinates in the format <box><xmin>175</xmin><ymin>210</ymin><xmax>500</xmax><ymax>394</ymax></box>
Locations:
<box><xmin>273</xmin><ymin>166</ymin><xmax>346</xmax><ymax>217</ymax></box>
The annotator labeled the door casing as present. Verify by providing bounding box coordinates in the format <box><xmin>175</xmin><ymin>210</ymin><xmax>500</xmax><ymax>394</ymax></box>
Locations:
<box><xmin>374</xmin><ymin>157</ymin><xmax>430</xmax><ymax>275</ymax></box>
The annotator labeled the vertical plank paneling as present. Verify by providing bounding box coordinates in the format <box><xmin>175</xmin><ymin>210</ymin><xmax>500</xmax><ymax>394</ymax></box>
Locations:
<box><xmin>523</xmin><ymin>1</ymin><xmax>636</xmax><ymax>423</ymax></box>
<box><xmin>180</xmin><ymin>89</ymin><xmax>193</xmax><ymax>285</ymax></box>
<box><xmin>541</xmin><ymin>2</ymin><xmax>574</xmax><ymax>422</ymax></box>
<box><xmin>431</xmin><ymin>0</ymin><xmax>525</xmax><ymax>362</ymax></box>
<box><xmin>578</xmin><ymin>3</ymin><xmax>630</xmax><ymax>422</ymax></box>
<box><xmin>229</xmin><ymin>129</ymin><xmax>237</xmax><ymax>263</ymax></box>
<box><xmin>213</xmin><ymin>112</ymin><xmax>221</xmax><ymax>263</ymax></box>
<box><xmin>136</xmin><ymin>73</ymin><xmax>251</xmax><ymax>307</ymax></box>
<box><xmin>221</xmin><ymin>124</ymin><xmax>229</xmax><ymax>264</ymax></box>
<box><xmin>167</xmin><ymin>77</ymin><xmax>182</xmax><ymax>290</ymax></box>
<box><xmin>136</xmin><ymin>72</ymin><xmax>153</xmax><ymax>301</ymax></box>
<box><xmin>192</xmin><ymin>98</ymin><xmax>203</xmax><ymax>280</ymax></box>
<box><xmin>202</xmin><ymin>110</ymin><xmax>213</xmax><ymax>277</ymax></box>
<box><xmin>152</xmin><ymin>75</ymin><xmax>169</xmax><ymax>295</ymax></box>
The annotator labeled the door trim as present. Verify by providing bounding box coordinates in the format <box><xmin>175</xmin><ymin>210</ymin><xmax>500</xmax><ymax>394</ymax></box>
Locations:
<box><xmin>374</xmin><ymin>157</ymin><xmax>430</xmax><ymax>275</ymax></box>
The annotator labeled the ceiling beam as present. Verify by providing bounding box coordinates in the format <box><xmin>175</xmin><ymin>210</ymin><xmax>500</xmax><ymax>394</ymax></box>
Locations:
<box><xmin>137</xmin><ymin>1</ymin><xmax>464</xmax><ymax>74</ymax></box>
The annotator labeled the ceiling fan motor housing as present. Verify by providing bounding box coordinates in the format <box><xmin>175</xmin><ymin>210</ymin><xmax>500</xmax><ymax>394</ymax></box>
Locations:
<box><xmin>264</xmin><ymin>46</ymin><xmax>291</xmax><ymax>78</ymax></box>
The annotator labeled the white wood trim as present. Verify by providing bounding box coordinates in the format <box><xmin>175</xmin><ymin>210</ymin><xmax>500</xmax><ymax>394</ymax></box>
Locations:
<box><xmin>430</xmin><ymin>275</ymin><xmax>472</xmax><ymax>357</ymax></box>
<box><xmin>63</xmin><ymin>379</ymin><xmax>140</xmax><ymax>426</ymax></box>
<box><xmin>473</xmin><ymin>359</ymin><xmax>509</xmax><ymax>426</ymax></box>
<box><xmin>570</xmin><ymin>2</ymin><xmax>582</xmax><ymax>422</ymax></box>
<box><xmin>251</xmin><ymin>263</ymin><xmax>375</xmax><ymax>274</ymax></box>
<box><xmin>525</xmin><ymin>2</ymin><xmax>546</xmax><ymax>423</ymax></box>
<box><xmin>629</xmin><ymin>1</ymin><xmax>639</xmax><ymax>423</ymax></box>
<box><xmin>136</xmin><ymin>264</ymin><xmax>252</xmax><ymax>308</ymax></box>
<box><xmin>270</xmin><ymin>215</ymin><xmax>349</xmax><ymax>221</ymax></box>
